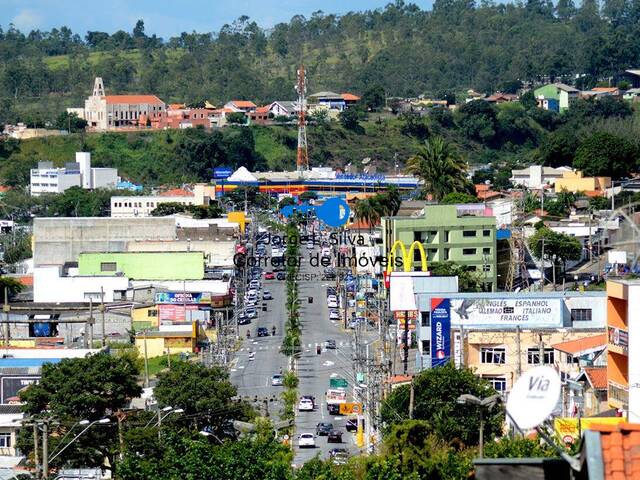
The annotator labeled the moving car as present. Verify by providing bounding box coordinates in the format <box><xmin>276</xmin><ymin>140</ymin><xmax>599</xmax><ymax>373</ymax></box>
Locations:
<box><xmin>237</xmin><ymin>313</ymin><xmax>250</xmax><ymax>325</ymax></box>
<box><xmin>257</xmin><ymin>327</ymin><xmax>269</xmax><ymax>337</ymax></box>
<box><xmin>271</xmin><ymin>374</ymin><xmax>283</xmax><ymax>386</ymax></box>
<box><xmin>245</xmin><ymin>308</ymin><xmax>257</xmax><ymax>319</ymax></box>
<box><xmin>315</xmin><ymin>422</ymin><xmax>333</xmax><ymax>436</ymax></box>
<box><xmin>329</xmin><ymin>310</ymin><xmax>340</xmax><ymax>321</ymax></box>
<box><xmin>297</xmin><ymin>398</ymin><xmax>314</xmax><ymax>412</ymax></box>
<box><xmin>276</xmin><ymin>272</ymin><xmax>287</xmax><ymax>281</ymax></box>
<box><xmin>327</xmin><ymin>403</ymin><xmax>340</xmax><ymax>415</ymax></box>
<box><xmin>264</xmin><ymin>271</ymin><xmax>275</xmax><ymax>280</ymax></box>
<box><xmin>263</xmin><ymin>290</ymin><xmax>273</xmax><ymax>300</ymax></box>
<box><xmin>298</xmin><ymin>433</ymin><xmax>316</xmax><ymax>448</ymax></box>
<box><xmin>327</xmin><ymin>430</ymin><xmax>343</xmax><ymax>443</ymax></box>
<box><xmin>325</xmin><ymin>339</ymin><xmax>337</xmax><ymax>349</ymax></box>
<box><xmin>301</xmin><ymin>395</ymin><xmax>316</xmax><ymax>408</ymax></box>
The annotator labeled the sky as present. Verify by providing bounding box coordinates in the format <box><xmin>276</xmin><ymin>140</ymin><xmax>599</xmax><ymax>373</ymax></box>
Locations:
<box><xmin>2</xmin><ymin>0</ymin><xmax>433</xmax><ymax>38</ymax></box>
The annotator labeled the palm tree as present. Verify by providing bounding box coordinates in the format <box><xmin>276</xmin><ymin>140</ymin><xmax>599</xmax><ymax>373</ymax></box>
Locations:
<box><xmin>354</xmin><ymin>199</ymin><xmax>374</xmax><ymax>227</ymax></box>
<box><xmin>406</xmin><ymin>136</ymin><xmax>471</xmax><ymax>201</ymax></box>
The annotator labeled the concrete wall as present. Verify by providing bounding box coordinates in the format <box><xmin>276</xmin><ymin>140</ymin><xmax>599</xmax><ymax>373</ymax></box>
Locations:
<box><xmin>33</xmin><ymin>217</ymin><xmax>176</xmax><ymax>267</ymax></box>
<box><xmin>78</xmin><ymin>251</ymin><xmax>204</xmax><ymax>280</ymax></box>
<box><xmin>91</xmin><ymin>168</ymin><xmax>118</xmax><ymax>189</ymax></box>
<box><xmin>127</xmin><ymin>240</ymin><xmax>236</xmax><ymax>267</ymax></box>
<box><xmin>33</xmin><ymin>266</ymin><xmax>130</xmax><ymax>303</ymax></box>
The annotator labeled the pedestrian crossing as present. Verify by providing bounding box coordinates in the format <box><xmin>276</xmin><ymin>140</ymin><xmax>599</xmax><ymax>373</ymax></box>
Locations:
<box><xmin>237</xmin><ymin>341</ymin><xmax>353</xmax><ymax>352</ymax></box>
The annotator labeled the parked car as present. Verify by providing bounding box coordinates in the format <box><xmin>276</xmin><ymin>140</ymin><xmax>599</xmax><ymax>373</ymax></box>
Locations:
<box><xmin>237</xmin><ymin>314</ymin><xmax>250</xmax><ymax>325</ymax></box>
<box><xmin>327</xmin><ymin>299</ymin><xmax>338</xmax><ymax>309</ymax></box>
<box><xmin>315</xmin><ymin>422</ymin><xmax>333</xmax><ymax>436</ymax></box>
<box><xmin>271</xmin><ymin>374</ymin><xmax>283</xmax><ymax>386</ymax></box>
<box><xmin>329</xmin><ymin>310</ymin><xmax>341</xmax><ymax>321</ymax></box>
<box><xmin>298</xmin><ymin>433</ymin><xmax>316</xmax><ymax>448</ymax></box>
<box><xmin>245</xmin><ymin>308</ymin><xmax>257</xmax><ymax>319</ymax></box>
<box><xmin>263</xmin><ymin>290</ymin><xmax>273</xmax><ymax>300</ymax></box>
<box><xmin>264</xmin><ymin>271</ymin><xmax>275</xmax><ymax>280</ymax></box>
<box><xmin>327</xmin><ymin>430</ymin><xmax>343</xmax><ymax>443</ymax></box>
<box><xmin>298</xmin><ymin>398</ymin><xmax>314</xmax><ymax>412</ymax></box>
<box><xmin>257</xmin><ymin>327</ymin><xmax>269</xmax><ymax>337</ymax></box>
<box><xmin>326</xmin><ymin>287</ymin><xmax>337</xmax><ymax>296</ymax></box>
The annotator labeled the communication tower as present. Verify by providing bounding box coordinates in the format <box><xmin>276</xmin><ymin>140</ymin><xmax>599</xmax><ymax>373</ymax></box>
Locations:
<box><xmin>295</xmin><ymin>65</ymin><xmax>309</xmax><ymax>171</ymax></box>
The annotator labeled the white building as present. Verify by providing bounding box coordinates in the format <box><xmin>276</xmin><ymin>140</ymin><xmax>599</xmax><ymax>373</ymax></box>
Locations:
<box><xmin>30</xmin><ymin>152</ymin><xmax>118</xmax><ymax>196</ymax></box>
<box><xmin>84</xmin><ymin>77</ymin><xmax>165</xmax><ymax>131</ymax></box>
<box><xmin>511</xmin><ymin>165</ymin><xmax>572</xmax><ymax>189</ymax></box>
<box><xmin>110</xmin><ymin>195</ymin><xmax>197</xmax><ymax>217</ymax></box>
<box><xmin>33</xmin><ymin>266</ymin><xmax>130</xmax><ymax>303</ymax></box>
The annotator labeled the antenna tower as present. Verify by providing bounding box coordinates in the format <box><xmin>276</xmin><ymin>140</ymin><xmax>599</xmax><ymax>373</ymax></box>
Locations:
<box><xmin>295</xmin><ymin>65</ymin><xmax>309</xmax><ymax>171</ymax></box>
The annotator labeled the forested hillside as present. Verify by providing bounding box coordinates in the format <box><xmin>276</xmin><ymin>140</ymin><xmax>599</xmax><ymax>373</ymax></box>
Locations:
<box><xmin>2</xmin><ymin>0</ymin><xmax>640</xmax><ymax>123</ymax></box>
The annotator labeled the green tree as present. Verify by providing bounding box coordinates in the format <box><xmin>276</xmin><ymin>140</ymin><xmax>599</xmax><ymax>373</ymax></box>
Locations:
<box><xmin>227</xmin><ymin>112</ymin><xmax>247</xmax><ymax>125</ymax></box>
<box><xmin>150</xmin><ymin>202</ymin><xmax>188</xmax><ymax>216</ymax></box>
<box><xmin>528</xmin><ymin>227</ymin><xmax>582</xmax><ymax>271</ymax></box>
<box><xmin>440</xmin><ymin>192</ymin><xmax>478</xmax><ymax>204</ymax></box>
<box><xmin>154</xmin><ymin>361</ymin><xmax>250</xmax><ymax>435</ymax></box>
<box><xmin>483</xmin><ymin>436</ymin><xmax>557</xmax><ymax>458</ymax></box>
<box><xmin>573</xmin><ymin>132</ymin><xmax>637</xmax><ymax>178</ymax></box>
<box><xmin>362</xmin><ymin>84</ymin><xmax>386</xmax><ymax>111</ymax></box>
<box><xmin>455</xmin><ymin>101</ymin><xmax>497</xmax><ymax>144</ymax></box>
<box><xmin>338</xmin><ymin>106</ymin><xmax>366</xmax><ymax>132</ymax></box>
<box><xmin>406</xmin><ymin>137</ymin><xmax>471</xmax><ymax>201</ymax></box>
<box><xmin>0</xmin><ymin>277</ymin><xmax>24</xmax><ymax>300</ymax></box>
<box><xmin>536</xmin><ymin>129</ymin><xmax>579</xmax><ymax>167</ymax></box>
<box><xmin>55</xmin><ymin>112</ymin><xmax>87</xmax><ymax>132</ymax></box>
<box><xmin>381</xmin><ymin>363</ymin><xmax>503</xmax><ymax>446</ymax></box>
<box><xmin>429</xmin><ymin>261</ymin><xmax>484</xmax><ymax>292</ymax></box>
<box><xmin>19</xmin><ymin>353</ymin><xmax>141</xmax><ymax>469</ymax></box>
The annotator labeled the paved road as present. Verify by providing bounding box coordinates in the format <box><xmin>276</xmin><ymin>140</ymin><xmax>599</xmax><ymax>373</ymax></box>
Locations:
<box><xmin>292</xmin><ymin>247</ymin><xmax>362</xmax><ymax>466</ymax></box>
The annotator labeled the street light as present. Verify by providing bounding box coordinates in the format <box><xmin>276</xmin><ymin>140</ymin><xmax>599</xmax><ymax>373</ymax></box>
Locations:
<box><xmin>49</xmin><ymin>418</ymin><xmax>111</xmax><ymax>463</ymax></box>
<box><xmin>456</xmin><ymin>394</ymin><xmax>502</xmax><ymax>458</ymax></box>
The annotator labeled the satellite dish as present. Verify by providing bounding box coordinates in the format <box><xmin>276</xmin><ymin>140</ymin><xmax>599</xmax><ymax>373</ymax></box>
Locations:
<box><xmin>506</xmin><ymin>366</ymin><xmax>561</xmax><ymax>430</ymax></box>
<box><xmin>362</xmin><ymin>157</ymin><xmax>371</xmax><ymax>165</ymax></box>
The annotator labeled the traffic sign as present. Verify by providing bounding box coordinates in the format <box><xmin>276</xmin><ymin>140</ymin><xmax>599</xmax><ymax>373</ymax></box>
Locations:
<box><xmin>339</xmin><ymin>402</ymin><xmax>363</xmax><ymax>415</ymax></box>
<box><xmin>506</xmin><ymin>366</ymin><xmax>561</xmax><ymax>430</ymax></box>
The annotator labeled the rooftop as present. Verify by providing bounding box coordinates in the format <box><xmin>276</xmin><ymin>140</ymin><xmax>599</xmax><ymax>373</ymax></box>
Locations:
<box><xmin>579</xmin><ymin>367</ymin><xmax>608</xmax><ymax>390</ymax></box>
<box><xmin>229</xmin><ymin>100</ymin><xmax>257</xmax><ymax>108</ymax></box>
<box><xmin>341</xmin><ymin>93</ymin><xmax>360</xmax><ymax>101</ymax></box>
<box><xmin>552</xmin><ymin>334</ymin><xmax>606</xmax><ymax>355</ymax></box>
<box><xmin>159</xmin><ymin>188</ymin><xmax>194</xmax><ymax>197</ymax></box>
<box><xmin>105</xmin><ymin>95</ymin><xmax>164</xmax><ymax>105</ymax></box>
<box><xmin>589</xmin><ymin>423</ymin><xmax>640</xmax><ymax>479</ymax></box>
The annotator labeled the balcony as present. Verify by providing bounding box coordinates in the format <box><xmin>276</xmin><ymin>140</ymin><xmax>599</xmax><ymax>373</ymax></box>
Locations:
<box><xmin>608</xmin><ymin>380</ymin><xmax>628</xmax><ymax>408</ymax></box>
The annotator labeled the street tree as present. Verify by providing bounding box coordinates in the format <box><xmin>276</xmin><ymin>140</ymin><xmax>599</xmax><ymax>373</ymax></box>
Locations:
<box><xmin>362</xmin><ymin>84</ymin><xmax>386</xmax><ymax>111</ymax></box>
<box><xmin>154</xmin><ymin>361</ymin><xmax>252</xmax><ymax>436</ymax></box>
<box><xmin>429</xmin><ymin>261</ymin><xmax>484</xmax><ymax>292</ymax></box>
<box><xmin>406</xmin><ymin>136</ymin><xmax>471</xmax><ymax>201</ymax></box>
<box><xmin>381</xmin><ymin>363</ymin><xmax>503</xmax><ymax>446</ymax></box>
<box><xmin>527</xmin><ymin>226</ymin><xmax>582</xmax><ymax>273</ymax></box>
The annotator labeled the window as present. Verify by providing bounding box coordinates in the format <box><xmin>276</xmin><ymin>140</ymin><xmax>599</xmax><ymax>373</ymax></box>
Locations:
<box><xmin>480</xmin><ymin>347</ymin><xmax>505</xmax><ymax>364</ymax></box>
<box><xmin>100</xmin><ymin>262</ymin><xmax>117</xmax><ymax>272</ymax></box>
<box><xmin>148</xmin><ymin>309</ymin><xmax>158</xmax><ymax>317</ymax></box>
<box><xmin>527</xmin><ymin>348</ymin><xmax>555</xmax><ymax>365</ymax></box>
<box><xmin>413</xmin><ymin>231</ymin><xmax>422</xmax><ymax>242</ymax></box>
<box><xmin>483</xmin><ymin>264</ymin><xmax>491</xmax><ymax>272</ymax></box>
<box><xmin>462</xmin><ymin>248</ymin><xmax>477</xmax><ymax>255</ymax></box>
<box><xmin>421</xmin><ymin>340</ymin><xmax>430</xmax><ymax>354</ymax></box>
<box><xmin>444</xmin><ymin>248</ymin><xmax>450</xmax><ymax>260</ymax></box>
<box><xmin>463</xmin><ymin>230</ymin><xmax>477</xmax><ymax>237</ymax></box>
<box><xmin>485</xmin><ymin>376</ymin><xmax>507</xmax><ymax>392</ymax></box>
<box><xmin>571</xmin><ymin>309</ymin><xmax>592</xmax><ymax>322</ymax></box>
<box><xmin>483</xmin><ymin>230</ymin><xmax>491</xmax><ymax>237</ymax></box>
<box><xmin>444</xmin><ymin>231</ymin><xmax>449</xmax><ymax>242</ymax></box>
<box><xmin>421</xmin><ymin>311</ymin><xmax>430</xmax><ymax>327</ymax></box>
<box><xmin>483</xmin><ymin>248</ymin><xmax>491</xmax><ymax>255</ymax></box>
<box><xmin>0</xmin><ymin>433</ymin><xmax>11</xmax><ymax>448</ymax></box>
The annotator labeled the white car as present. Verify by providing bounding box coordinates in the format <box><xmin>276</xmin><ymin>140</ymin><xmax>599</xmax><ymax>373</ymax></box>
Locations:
<box><xmin>327</xmin><ymin>295</ymin><xmax>337</xmax><ymax>303</ymax></box>
<box><xmin>329</xmin><ymin>310</ymin><xmax>341</xmax><ymax>321</ymax></box>
<box><xmin>306</xmin><ymin>242</ymin><xmax>314</xmax><ymax>250</ymax></box>
<box><xmin>271</xmin><ymin>374</ymin><xmax>284</xmax><ymax>386</ymax></box>
<box><xmin>327</xmin><ymin>299</ymin><xmax>338</xmax><ymax>309</ymax></box>
<box><xmin>322</xmin><ymin>247</ymin><xmax>331</xmax><ymax>257</ymax></box>
<box><xmin>299</xmin><ymin>433</ymin><xmax>316</xmax><ymax>448</ymax></box>
<box><xmin>298</xmin><ymin>398</ymin><xmax>314</xmax><ymax>412</ymax></box>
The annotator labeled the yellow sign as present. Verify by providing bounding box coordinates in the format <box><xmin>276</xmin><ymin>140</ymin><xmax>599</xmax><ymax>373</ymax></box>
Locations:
<box><xmin>386</xmin><ymin>240</ymin><xmax>428</xmax><ymax>274</ymax></box>
<box><xmin>554</xmin><ymin>417</ymin><xmax>625</xmax><ymax>444</ymax></box>
<box><xmin>339</xmin><ymin>403</ymin><xmax>363</xmax><ymax>415</ymax></box>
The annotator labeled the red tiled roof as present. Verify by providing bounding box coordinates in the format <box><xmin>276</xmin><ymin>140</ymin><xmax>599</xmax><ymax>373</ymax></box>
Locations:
<box><xmin>591</xmin><ymin>423</ymin><xmax>640</xmax><ymax>479</ymax></box>
<box><xmin>159</xmin><ymin>188</ymin><xmax>194</xmax><ymax>197</ymax></box>
<box><xmin>477</xmin><ymin>190</ymin><xmax>501</xmax><ymax>200</ymax></box>
<box><xmin>347</xmin><ymin>220</ymin><xmax>377</xmax><ymax>230</ymax></box>
<box><xmin>0</xmin><ymin>186</ymin><xmax>10</xmax><ymax>192</ymax></box>
<box><xmin>17</xmin><ymin>275</ymin><xmax>33</xmax><ymax>287</ymax></box>
<box><xmin>552</xmin><ymin>334</ymin><xmax>607</xmax><ymax>355</ymax></box>
<box><xmin>341</xmin><ymin>93</ymin><xmax>360</xmax><ymax>101</ymax></box>
<box><xmin>582</xmin><ymin>367</ymin><xmax>608</xmax><ymax>390</ymax></box>
<box><xmin>105</xmin><ymin>95</ymin><xmax>164</xmax><ymax>105</ymax></box>
<box><xmin>255</xmin><ymin>106</ymin><xmax>270</xmax><ymax>114</ymax></box>
<box><xmin>592</xmin><ymin>87</ymin><xmax>618</xmax><ymax>93</ymax></box>
<box><xmin>231</xmin><ymin>100</ymin><xmax>257</xmax><ymax>108</ymax></box>
<box><xmin>168</xmin><ymin>103</ymin><xmax>186</xmax><ymax>110</ymax></box>
<box><xmin>475</xmin><ymin>184</ymin><xmax>490</xmax><ymax>192</ymax></box>
<box><xmin>386</xmin><ymin>375</ymin><xmax>413</xmax><ymax>384</ymax></box>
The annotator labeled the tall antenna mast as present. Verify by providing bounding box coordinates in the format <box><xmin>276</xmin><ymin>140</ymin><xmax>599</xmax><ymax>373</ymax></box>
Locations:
<box><xmin>295</xmin><ymin>65</ymin><xmax>309</xmax><ymax>172</ymax></box>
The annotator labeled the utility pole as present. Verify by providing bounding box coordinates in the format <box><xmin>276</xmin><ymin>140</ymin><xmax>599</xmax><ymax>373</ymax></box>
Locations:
<box><xmin>42</xmin><ymin>421</ymin><xmax>49</xmax><ymax>480</ymax></box>
<box><xmin>100</xmin><ymin>287</ymin><xmax>106</xmax><ymax>348</ymax></box>
<box><xmin>143</xmin><ymin>330</ymin><xmax>149</xmax><ymax>388</ymax></box>
<box><xmin>539</xmin><ymin>237</ymin><xmax>545</xmax><ymax>291</ymax></box>
<box><xmin>88</xmin><ymin>298</ymin><xmax>94</xmax><ymax>347</ymax></box>
<box><xmin>516</xmin><ymin>325</ymin><xmax>522</xmax><ymax>377</ymax></box>
<box><xmin>538</xmin><ymin>333</ymin><xmax>545</xmax><ymax>365</ymax></box>
<box><xmin>402</xmin><ymin>310</ymin><xmax>409</xmax><ymax>375</ymax></box>
<box><xmin>409</xmin><ymin>380</ymin><xmax>415</xmax><ymax>419</ymax></box>
<box><xmin>33</xmin><ymin>423</ymin><xmax>40</xmax><ymax>480</ymax></box>
<box><xmin>588</xmin><ymin>209</ymin><xmax>593</xmax><ymax>263</ymax></box>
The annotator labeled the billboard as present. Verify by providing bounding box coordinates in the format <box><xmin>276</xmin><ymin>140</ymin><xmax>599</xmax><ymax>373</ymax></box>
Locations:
<box><xmin>430</xmin><ymin>298</ymin><xmax>451</xmax><ymax>367</ymax></box>
<box><xmin>158</xmin><ymin>304</ymin><xmax>201</xmax><ymax>322</ymax></box>
<box><xmin>213</xmin><ymin>167</ymin><xmax>233</xmax><ymax>179</ymax></box>
<box><xmin>155</xmin><ymin>292</ymin><xmax>212</xmax><ymax>305</ymax></box>
<box><xmin>2</xmin><ymin>376</ymin><xmax>40</xmax><ymax>404</ymax></box>
<box><xmin>449</xmin><ymin>298</ymin><xmax>563</xmax><ymax>328</ymax></box>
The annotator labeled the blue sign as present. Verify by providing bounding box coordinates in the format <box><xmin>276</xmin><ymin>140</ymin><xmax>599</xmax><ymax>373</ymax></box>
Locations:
<box><xmin>279</xmin><ymin>197</ymin><xmax>350</xmax><ymax>228</ymax></box>
<box><xmin>430</xmin><ymin>298</ymin><xmax>451</xmax><ymax>368</ymax></box>
<box><xmin>213</xmin><ymin>167</ymin><xmax>233</xmax><ymax>179</ymax></box>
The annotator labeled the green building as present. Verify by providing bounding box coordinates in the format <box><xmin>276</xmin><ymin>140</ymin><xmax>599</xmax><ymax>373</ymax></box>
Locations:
<box><xmin>533</xmin><ymin>83</ymin><xmax>579</xmax><ymax>112</ymax></box>
<box><xmin>78</xmin><ymin>252</ymin><xmax>204</xmax><ymax>280</ymax></box>
<box><xmin>382</xmin><ymin>205</ymin><xmax>497</xmax><ymax>291</ymax></box>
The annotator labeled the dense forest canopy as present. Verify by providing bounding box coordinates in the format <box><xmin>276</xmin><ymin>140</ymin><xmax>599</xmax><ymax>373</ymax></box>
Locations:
<box><xmin>2</xmin><ymin>0</ymin><xmax>640</xmax><ymax>124</ymax></box>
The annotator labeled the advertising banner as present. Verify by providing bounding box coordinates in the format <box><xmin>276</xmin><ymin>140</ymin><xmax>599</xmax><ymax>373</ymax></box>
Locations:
<box><xmin>213</xmin><ymin>167</ymin><xmax>233</xmax><ymax>179</ymax></box>
<box><xmin>554</xmin><ymin>417</ymin><xmax>625</xmax><ymax>444</ymax></box>
<box><xmin>158</xmin><ymin>304</ymin><xmax>199</xmax><ymax>322</ymax></box>
<box><xmin>430</xmin><ymin>298</ymin><xmax>451</xmax><ymax>368</ymax></box>
<box><xmin>155</xmin><ymin>292</ymin><xmax>212</xmax><ymax>305</ymax></box>
<box><xmin>339</xmin><ymin>403</ymin><xmax>363</xmax><ymax>415</ymax></box>
<box><xmin>1</xmin><ymin>376</ymin><xmax>40</xmax><ymax>404</ymax></box>
<box><xmin>449</xmin><ymin>298</ymin><xmax>563</xmax><ymax>328</ymax></box>
<box><xmin>608</xmin><ymin>326</ymin><xmax>628</xmax><ymax>354</ymax></box>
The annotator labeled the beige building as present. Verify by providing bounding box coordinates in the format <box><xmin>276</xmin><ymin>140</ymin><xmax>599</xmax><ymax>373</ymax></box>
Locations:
<box><xmin>84</xmin><ymin>77</ymin><xmax>165</xmax><ymax>130</ymax></box>
<box><xmin>554</xmin><ymin>170</ymin><xmax>611</xmax><ymax>196</ymax></box>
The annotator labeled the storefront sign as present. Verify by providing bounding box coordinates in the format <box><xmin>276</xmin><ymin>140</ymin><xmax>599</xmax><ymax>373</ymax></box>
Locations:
<box><xmin>155</xmin><ymin>292</ymin><xmax>212</xmax><ymax>305</ymax></box>
<box><xmin>430</xmin><ymin>298</ymin><xmax>451</xmax><ymax>368</ymax></box>
<box><xmin>449</xmin><ymin>298</ymin><xmax>562</xmax><ymax>328</ymax></box>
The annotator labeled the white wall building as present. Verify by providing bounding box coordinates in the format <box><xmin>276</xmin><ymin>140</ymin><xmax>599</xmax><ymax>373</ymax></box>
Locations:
<box><xmin>110</xmin><ymin>195</ymin><xmax>198</xmax><ymax>217</ymax></box>
<box><xmin>30</xmin><ymin>152</ymin><xmax>118</xmax><ymax>196</ymax></box>
<box><xmin>33</xmin><ymin>266</ymin><xmax>130</xmax><ymax>303</ymax></box>
<box><xmin>511</xmin><ymin>165</ymin><xmax>572</xmax><ymax>189</ymax></box>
